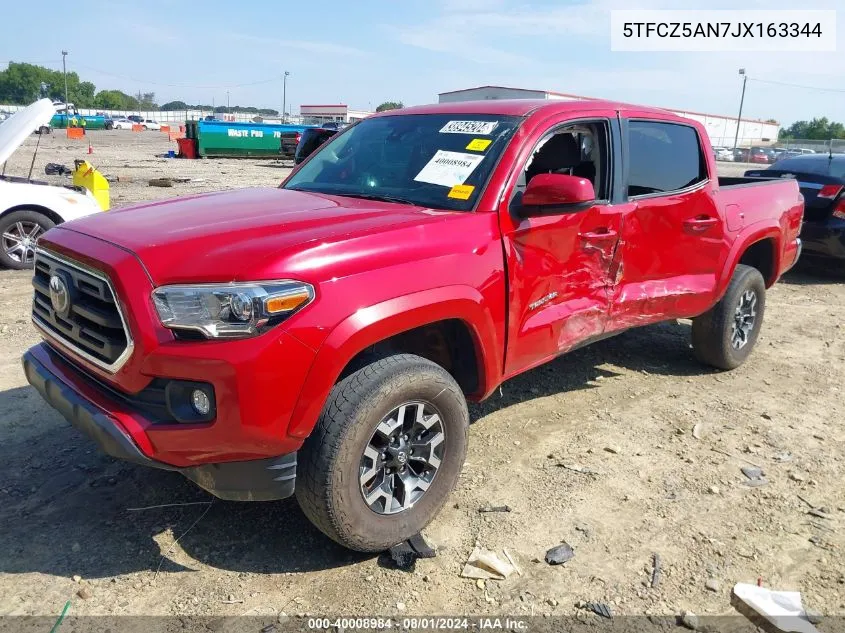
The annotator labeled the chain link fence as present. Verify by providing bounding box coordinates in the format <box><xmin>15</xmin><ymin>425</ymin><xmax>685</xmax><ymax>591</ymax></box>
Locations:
<box><xmin>772</xmin><ymin>138</ymin><xmax>845</xmax><ymax>154</ymax></box>
<box><xmin>713</xmin><ymin>138</ymin><xmax>845</xmax><ymax>154</ymax></box>
<box><xmin>714</xmin><ymin>138</ymin><xmax>845</xmax><ymax>165</ymax></box>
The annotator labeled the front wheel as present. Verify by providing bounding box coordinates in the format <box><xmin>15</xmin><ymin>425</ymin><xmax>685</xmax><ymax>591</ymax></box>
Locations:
<box><xmin>691</xmin><ymin>264</ymin><xmax>766</xmax><ymax>370</ymax></box>
<box><xmin>296</xmin><ymin>354</ymin><xmax>469</xmax><ymax>552</ymax></box>
<box><xmin>0</xmin><ymin>210</ymin><xmax>55</xmax><ymax>269</ymax></box>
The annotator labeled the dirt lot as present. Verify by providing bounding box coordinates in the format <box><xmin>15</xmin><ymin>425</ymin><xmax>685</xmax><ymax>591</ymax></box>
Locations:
<box><xmin>0</xmin><ymin>131</ymin><xmax>843</xmax><ymax>626</ymax></box>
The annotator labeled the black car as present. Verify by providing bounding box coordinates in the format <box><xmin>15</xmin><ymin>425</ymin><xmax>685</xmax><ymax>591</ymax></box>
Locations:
<box><xmin>746</xmin><ymin>154</ymin><xmax>845</xmax><ymax>268</ymax></box>
<box><xmin>295</xmin><ymin>127</ymin><xmax>338</xmax><ymax>164</ymax></box>
<box><xmin>279</xmin><ymin>127</ymin><xmax>339</xmax><ymax>163</ymax></box>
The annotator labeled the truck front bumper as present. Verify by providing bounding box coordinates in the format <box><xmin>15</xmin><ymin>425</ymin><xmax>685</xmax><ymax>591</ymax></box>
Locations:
<box><xmin>23</xmin><ymin>348</ymin><xmax>297</xmax><ymax>501</ymax></box>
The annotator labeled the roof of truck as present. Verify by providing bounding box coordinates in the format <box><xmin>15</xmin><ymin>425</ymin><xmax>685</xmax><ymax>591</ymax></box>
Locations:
<box><xmin>380</xmin><ymin>99</ymin><xmax>681</xmax><ymax>119</ymax></box>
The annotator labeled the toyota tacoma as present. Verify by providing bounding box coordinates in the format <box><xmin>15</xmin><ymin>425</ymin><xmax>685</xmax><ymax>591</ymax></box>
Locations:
<box><xmin>23</xmin><ymin>100</ymin><xmax>803</xmax><ymax>551</ymax></box>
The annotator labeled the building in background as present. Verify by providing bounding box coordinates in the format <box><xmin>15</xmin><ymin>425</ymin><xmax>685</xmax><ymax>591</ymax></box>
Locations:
<box><xmin>438</xmin><ymin>85</ymin><xmax>779</xmax><ymax>147</ymax></box>
<box><xmin>299</xmin><ymin>104</ymin><xmax>373</xmax><ymax>125</ymax></box>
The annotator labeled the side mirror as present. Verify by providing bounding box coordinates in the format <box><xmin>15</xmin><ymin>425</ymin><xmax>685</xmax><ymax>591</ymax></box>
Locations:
<box><xmin>520</xmin><ymin>174</ymin><xmax>596</xmax><ymax>217</ymax></box>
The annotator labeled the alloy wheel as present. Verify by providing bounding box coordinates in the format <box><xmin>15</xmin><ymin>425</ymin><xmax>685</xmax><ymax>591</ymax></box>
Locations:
<box><xmin>2</xmin><ymin>221</ymin><xmax>43</xmax><ymax>265</ymax></box>
<box><xmin>731</xmin><ymin>289</ymin><xmax>758</xmax><ymax>349</ymax></box>
<box><xmin>359</xmin><ymin>401</ymin><xmax>445</xmax><ymax>515</ymax></box>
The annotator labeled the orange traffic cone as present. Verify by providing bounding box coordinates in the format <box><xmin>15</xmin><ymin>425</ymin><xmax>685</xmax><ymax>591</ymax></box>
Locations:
<box><xmin>87</xmin><ymin>142</ymin><xmax>93</xmax><ymax>155</ymax></box>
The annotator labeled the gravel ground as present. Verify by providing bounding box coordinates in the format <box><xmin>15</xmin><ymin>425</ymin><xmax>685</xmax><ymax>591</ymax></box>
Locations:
<box><xmin>0</xmin><ymin>130</ymin><xmax>842</xmax><ymax>626</ymax></box>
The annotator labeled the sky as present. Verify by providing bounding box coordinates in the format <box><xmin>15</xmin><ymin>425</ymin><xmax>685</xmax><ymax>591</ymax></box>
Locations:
<box><xmin>2</xmin><ymin>0</ymin><xmax>843</xmax><ymax>126</ymax></box>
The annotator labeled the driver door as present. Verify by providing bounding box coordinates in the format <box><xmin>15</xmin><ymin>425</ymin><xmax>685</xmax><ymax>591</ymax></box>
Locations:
<box><xmin>499</xmin><ymin>115</ymin><xmax>623</xmax><ymax>378</ymax></box>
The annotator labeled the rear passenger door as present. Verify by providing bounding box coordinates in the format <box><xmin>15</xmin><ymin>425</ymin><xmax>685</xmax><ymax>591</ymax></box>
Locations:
<box><xmin>608</xmin><ymin>118</ymin><xmax>725</xmax><ymax>330</ymax></box>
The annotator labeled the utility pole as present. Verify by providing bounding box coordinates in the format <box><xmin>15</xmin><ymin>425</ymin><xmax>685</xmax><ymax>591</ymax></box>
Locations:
<box><xmin>227</xmin><ymin>90</ymin><xmax>230</xmax><ymax>114</ymax></box>
<box><xmin>733</xmin><ymin>68</ymin><xmax>747</xmax><ymax>151</ymax></box>
<box><xmin>282</xmin><ymin>71</ymin><xmax>290</xmax><ymax>123</ymax></box>
<box><xmin>61</xmin><ymin>50</ymin><xmax>69</xmax><ymax>108</ymax></box>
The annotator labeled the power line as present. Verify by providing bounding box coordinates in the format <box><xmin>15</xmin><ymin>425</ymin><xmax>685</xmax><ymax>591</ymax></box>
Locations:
<box><xmin>748</xmin><ymin>77</ymin><xmax>845</xmax><ymax>94</ymax></box>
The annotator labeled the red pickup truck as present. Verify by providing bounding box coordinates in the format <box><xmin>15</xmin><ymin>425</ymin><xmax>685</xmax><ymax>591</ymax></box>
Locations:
<box><xmin>23</xmin><ymin>100</ymin><xmax>803</xmax><ymax>552</ymax></box>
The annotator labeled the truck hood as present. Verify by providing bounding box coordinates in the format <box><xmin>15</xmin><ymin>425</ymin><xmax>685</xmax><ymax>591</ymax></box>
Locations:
<box><xmin>0</xmin><ymin>98</ymin><xmax>54</xmax><ymax>166</ymax></box>
<box><xmin>60</xmin><ymin>187</ymin><xmax>459</xmax><ymax>285</ymax></box>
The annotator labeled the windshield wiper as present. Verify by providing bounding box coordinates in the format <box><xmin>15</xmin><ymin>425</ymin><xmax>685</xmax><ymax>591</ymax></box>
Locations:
<box><xmin>334</xmin><ymin>192</ymin><xmax>417</xmax><ymax>206</ymax></box>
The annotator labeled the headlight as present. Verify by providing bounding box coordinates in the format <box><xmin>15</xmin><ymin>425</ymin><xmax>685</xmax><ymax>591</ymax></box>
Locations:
<box><xmin>152</xmin><ymin>281</ymin><xmax>314</xmax><ymax>339</ymax></box>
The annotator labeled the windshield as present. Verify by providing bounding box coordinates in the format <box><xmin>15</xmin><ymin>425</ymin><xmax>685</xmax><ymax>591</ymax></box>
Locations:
<box><xmin>283</xmin><ymin>113</ymin><xmax>521</xmax><ymax>211</ymax></box>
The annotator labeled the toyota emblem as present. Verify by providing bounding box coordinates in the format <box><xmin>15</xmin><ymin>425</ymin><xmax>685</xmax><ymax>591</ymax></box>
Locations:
<box><xmin>48</xmin><ymin>275</ymin><xmax>70</xmax><ymax>316</ymax></box>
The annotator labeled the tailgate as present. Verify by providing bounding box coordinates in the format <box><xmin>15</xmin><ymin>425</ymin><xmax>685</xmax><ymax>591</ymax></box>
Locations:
<box><xmin>745</xmin><ymin>169</ymin><xmax>842</xmax><ymax>222</ymax></box>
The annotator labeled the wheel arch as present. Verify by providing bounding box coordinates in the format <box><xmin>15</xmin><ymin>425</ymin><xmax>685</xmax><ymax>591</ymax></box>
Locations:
<box><xmin>717</xmin><ymin>226</ymin><xmax>782</xmax><ymax>300</ymax></box>
<box><xmin>0</xmin><ymin>204</ymin><xmax>64</xmax><ymax>227</ymax></box>
<box><xmin>286</xmin><ymin>286</ymin><xmax>502</xmax><ymax>439</ymax></box>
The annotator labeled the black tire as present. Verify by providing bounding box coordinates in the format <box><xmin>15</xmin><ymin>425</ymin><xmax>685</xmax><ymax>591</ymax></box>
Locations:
<box><xmin>142</xmin><ymin>125</ymin><xmax>148</xmax><ymax>131</ymax></box>
<box><xmin>0</xmin><ymin>210</ymin><xmax>55</xmax><ymax>270</ymax></box>
<box><xmin>691</xmin><ymin>264</ymin><xmax>766</xmax><ymax>370</ymax></box>
<box><xmin>296</xmin><ymin>353</ymin><xmax>469</xmax><ymax>552</ymax></box>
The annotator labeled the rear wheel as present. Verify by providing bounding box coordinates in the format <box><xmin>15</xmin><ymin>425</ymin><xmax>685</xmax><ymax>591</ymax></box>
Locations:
<box><xmin>0</xmin><ymin>210</ymin><xmax>54</xmax><ymax>270</ymax></box>
<box><xmin>296</xmin><ymin>354</ymin><xmax>469</xmax><ymax>552</ymax></box>
<box><xmin>691</xmin><ymin>264</ymin><xmax>766</xmax><ymax>370</ymax></box>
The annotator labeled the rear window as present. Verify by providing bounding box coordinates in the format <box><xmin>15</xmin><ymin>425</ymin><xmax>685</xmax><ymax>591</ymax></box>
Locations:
<box><xmin>627</xmin><ymin>121</ymin><xmax>708</xmax><ymax>196</ymax></box>
<box><xmin>772</xmin><ymin>156</ymin><xmax>845</xmax><ymax>179</ymax></box>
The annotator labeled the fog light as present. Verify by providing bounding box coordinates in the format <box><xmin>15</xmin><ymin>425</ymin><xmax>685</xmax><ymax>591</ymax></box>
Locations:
<box><xmin>191</xmin><ymin>389</ymin><xmax>211</xmax><ymax>416</ymax></box>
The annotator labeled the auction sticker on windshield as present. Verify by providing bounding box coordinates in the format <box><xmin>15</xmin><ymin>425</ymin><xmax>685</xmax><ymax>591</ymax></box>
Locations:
<box><xmin>447</xmin><ymin>184</ymin><xmax>475</xmax><ymax>200</ymax></box>
<box><xmin>414</xmin><ymin>150</ymin><xmax>486</xmax><ymax>188</ymax></box>
<box><xmin>440</xmin><ymin>120</ymin><xmax>499</xmax><ymax>135</ymax></box>
<box><xmin>466</xmin><ymin>138</ymin><xmax>492</xmax><ymax>152</ymax></box>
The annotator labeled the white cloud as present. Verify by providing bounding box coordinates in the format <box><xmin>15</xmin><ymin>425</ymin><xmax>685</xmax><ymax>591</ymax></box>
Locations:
<box><xmin>387</xmin><ymin>0</ymin><xmax>845</xmax><ymax>122</ymax></box>
<box><xmin>226</xmin><ymin>33</ymin><xmax>369</xmax><ymax>58</ymax></box>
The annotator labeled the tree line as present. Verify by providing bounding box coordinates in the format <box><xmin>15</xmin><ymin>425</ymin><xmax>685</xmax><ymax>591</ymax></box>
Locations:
<box><xmin>158</xmin><ymin>100</ymin><xmax>278</xmax><ymax>116</ymax></box>
<box><xmin>779</xmin><ymin>117</ymin><xmax>845</xmax><ymax>140</ymax></box>
<box><xmin>0</xmin><ymin>63</ymin><xmax>277</xmax><ymax>114</ymax></box>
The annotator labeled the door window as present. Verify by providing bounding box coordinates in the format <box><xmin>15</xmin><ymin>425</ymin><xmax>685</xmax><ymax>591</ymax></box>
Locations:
<box><xmin>627</xmin><ymin>121</ymin><xmax>707</xmax><ymax>197</ymax></box>
<box><xmin>518</xmin><ymin>121</ymin><xmax>611</xmax><ymax>202</ymax></box>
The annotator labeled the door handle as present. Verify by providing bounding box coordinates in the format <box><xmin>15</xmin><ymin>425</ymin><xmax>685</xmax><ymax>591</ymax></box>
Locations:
<box><xmin>580</xmin><ymin>228</ymin><xmax>618</xmax><ymax>241</ymax></box>
<box><xmin>683</xmin><ymin>216</ymin><xmax>719</xmax><ymax>233</ymax></box>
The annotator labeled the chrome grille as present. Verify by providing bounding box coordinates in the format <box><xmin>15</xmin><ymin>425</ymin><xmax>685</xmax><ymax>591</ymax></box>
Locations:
<box><xmin>32</xmin><ymin>249</ymin><xmax>133</xmax><ymax>372</ymax></box>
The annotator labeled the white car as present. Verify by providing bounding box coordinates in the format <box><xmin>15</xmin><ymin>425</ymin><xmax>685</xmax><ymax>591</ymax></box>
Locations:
<box><xmin>113</xmin><ymin>117</ymin><xmax>135</xmax><ymax>130</ymax></box>
<box><xmin>0</xmin><ymin>99</ymin><xmax>103</xmax><ymax>269</ymax></box>
<box><xmin>713</xmin><ymin>146</ymin><xmax>735</xmax><ymax>162</ymax></box>
<box><xmin>141</xmin><ymin>119</ymin><xmax>161</xmax><ymax>130</ymax></box>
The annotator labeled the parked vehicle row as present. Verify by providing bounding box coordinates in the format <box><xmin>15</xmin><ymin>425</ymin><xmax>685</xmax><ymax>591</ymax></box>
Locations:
<box><xmin>112</xmin><ymin>117</ymin><xmax>135</xmax><ymax>130</ymax></box>
<box><xmin>22</xmin><ymin>98</ymin><xmax>803</xmax><ymax>552</ymax></box>
<box><xmin>125</xmin><ymin>115</ymin><xmax>162</xmax><ymax>130</ymax></box>
<box><xmin>712</xmin><ymin>146</ymin><xmax>735</xmax><ymax>162</ymax></box>
<box><xmin>714</xmin><ymin>146</ymin><xmax>818</xmax><ymax>165</ymax></box>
